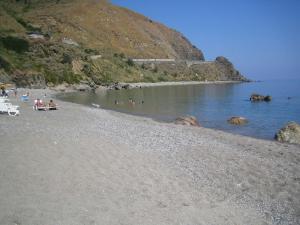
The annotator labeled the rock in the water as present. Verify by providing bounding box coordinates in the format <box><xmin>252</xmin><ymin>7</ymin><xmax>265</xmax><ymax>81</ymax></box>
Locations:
<box><xmin>264</xmin><ymin>95</ymin><xmax>272</xmax><ymax>102</ymax></box>
<box><xmin>174</xmin><ymin>116</ymin><xmax>200</xmax><ymax>127</ymax></box>
<box><xmin>227</xmin><ymin>117</ymin><xmax>248</xmax><ymax>125</ymax></box>
<box><xmin>275</xmin><ymin>122</ymin><xmax>300</xmax><ymax>144</ymax></box>
<box><xmin>250</xmin><ymin>93</ymin><xmax>272</xmax><ymax>102</ymax></box>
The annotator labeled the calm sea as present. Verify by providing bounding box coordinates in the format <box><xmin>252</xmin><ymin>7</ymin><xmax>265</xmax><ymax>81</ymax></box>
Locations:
<box><xmin>57</xmin><ymin>80</ymin><xmax>300</xmax><ymax>140</ymax></box>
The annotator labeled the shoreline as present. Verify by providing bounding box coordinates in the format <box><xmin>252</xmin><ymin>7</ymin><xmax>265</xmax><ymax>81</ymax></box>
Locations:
<box><xmin>0</xmin><ymin>88</ymin><xmax>299</xmax><ymax>225</ymax></box>
<box><xmin>123</xmin><ymin>80</ymin><xmax>244</xmax><ymax>88</ymax></box>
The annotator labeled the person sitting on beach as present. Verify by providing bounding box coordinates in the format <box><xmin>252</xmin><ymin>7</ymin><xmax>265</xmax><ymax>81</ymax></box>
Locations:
<box><xmin>48</xmin><ymin>99</ymin><xmax>57</xmax><ymax>110</ymax></box>
<box><xmin>1</xmin><ymin>88</ymin><xmax>8</xmax><ymax>97</ymax></box>
<box><xmin>34</xmin><ymin>98</ymin><xmax>46</xmax><ymax>110</ymax></box>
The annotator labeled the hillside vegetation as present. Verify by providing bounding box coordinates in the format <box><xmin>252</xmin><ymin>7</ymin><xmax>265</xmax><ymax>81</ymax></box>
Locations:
<box><xmin>0</xmin><ymin>0</ymin><xmax>247</xmax><ymax>88</ymax></box>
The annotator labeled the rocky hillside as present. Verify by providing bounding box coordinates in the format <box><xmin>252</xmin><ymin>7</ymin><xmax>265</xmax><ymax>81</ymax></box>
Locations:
<box><xmin>1</xmin><ymin>0</ymin><xmax>204</xmax><ymax>60</ymax></box>
<box><xmin>0</xmin><ymin>0</ymin><xmax>247</xmax><ymax>88</ymax></box>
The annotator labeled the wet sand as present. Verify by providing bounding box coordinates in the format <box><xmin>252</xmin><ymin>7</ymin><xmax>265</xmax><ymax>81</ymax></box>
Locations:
<box><xmin>0</xmin><ymin>88</ymin><xmax>299</xmax><ymax>225</ymax></box>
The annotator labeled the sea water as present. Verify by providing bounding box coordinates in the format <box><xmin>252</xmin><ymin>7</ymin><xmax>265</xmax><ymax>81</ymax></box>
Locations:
<box><xmin>57</xmin><ymin>79</ymin><xmax>300</xmax><ymax>140</ymax></box>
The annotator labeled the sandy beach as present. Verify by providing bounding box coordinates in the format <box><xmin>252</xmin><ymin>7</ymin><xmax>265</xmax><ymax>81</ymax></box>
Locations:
<box><xmin>0</xmin><ymin>88</ymin><xmax>299</xmax><ymax>225</ymax></box>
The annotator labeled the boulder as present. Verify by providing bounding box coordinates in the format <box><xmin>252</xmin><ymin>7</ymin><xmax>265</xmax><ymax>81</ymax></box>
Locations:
<box><xmin>74</xmin><ymin>83</ymin><xmax>91</xmax><ymax>92</ymax></box>
<box><xmin>94</xmin><ymin>86</ymin><xmax>108</xmax><ymax>93</ymax></box>
<box><xmin>275</xmin><ymin>122</ymin><xmax>300</xmax><ymax>144</ymax></box>
<box><xmin>227</xmin><ymin>116</ymin><xmax>248</xmax><ymax>125</ymax></box>
<box><xmin>51</xmin><ymin>83</ymin><xmax>69</xmax><ymax>92</ymax></box>
<box><xmin>121</xmin><ymin>83</ymin><xmax>131</xmax><ymax>90</ymax></box>
<box><xmin>174</xmin><ymin>116</ymin><xmax>200</xmax><ymax>127</ymax></box>
<box><xmin>108</xmin><ymin>82</ymin><xmax>123</xmax><ymax>90</ymax></box>
<box><xmin>62</xmin><ymin>38</ymin><xmax>79</xmax><ymax>47</ymax></box>
<box><xmin>250</xmin><ymin>94</ymin><xmax>272</xmax><ymax>102</ymax></box>
<box><xmin>28</xmin><ymin>33</ymin><xmax>45</xmax><ymax>40</ymax></box>
<box><xmin>264</xmin><ymin>95</ymin><xmax>272</xmax><ymax>102</ymax></box>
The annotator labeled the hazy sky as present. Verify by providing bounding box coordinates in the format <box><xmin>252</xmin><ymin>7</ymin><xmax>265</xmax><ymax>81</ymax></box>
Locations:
<box><xmin>112</xmin><ymin>0</ymin><xmax>300</xmax><ymax>80</ymax></box>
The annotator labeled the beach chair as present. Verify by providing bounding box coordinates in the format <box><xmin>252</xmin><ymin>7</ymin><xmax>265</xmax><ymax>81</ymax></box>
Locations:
<box><xmin>0</xmin><ymin>98</ymin><xmax>20</xmax><ymax>108</ymax></box>
<box><xmin>0</xmin><ymin>98</ymin><xmax>9</xmax><ymax>103</ymax></box>
<box><xmin>0</xmin><ymin>96</ymin><xmax>8</xmax><ymax>102</ymax></box>
<box><xmin>0</xmin><ymin>102</ymin><xmax>20</xmax><ymax>116</ymax></box>
<box><xmin>47</xmin><ymin>105</ymin><xmax>57</xmax><ymax>110</ymax></box>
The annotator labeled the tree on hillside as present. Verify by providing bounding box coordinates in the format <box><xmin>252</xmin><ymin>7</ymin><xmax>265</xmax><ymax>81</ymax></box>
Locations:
<box><xmin>15</xmin><ymin>0</ymin><xmax>31</xmax><ymax>4</ymax></box>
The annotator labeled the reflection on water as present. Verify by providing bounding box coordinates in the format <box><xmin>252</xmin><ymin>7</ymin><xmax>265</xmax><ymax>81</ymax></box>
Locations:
<box><xmin>57</xmin><ymin>80</ymin><xmax>300</xmax><ymax>140</ymax></box>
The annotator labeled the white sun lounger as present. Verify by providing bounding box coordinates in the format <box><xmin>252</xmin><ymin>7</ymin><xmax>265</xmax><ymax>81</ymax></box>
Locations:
<box><xmin>0</xmin><ymin>102</ymin><xmax>20</xmax><ymax>116</ymax></box>
<box><xmin>0</xmin><ymin>98</ymin><xmax>20</xmax><ymax>108</ymax></box>
<box><xmin>0</xmin><ymin>98</ymin><xmax>9</xmax><ymax>103</ymax></box>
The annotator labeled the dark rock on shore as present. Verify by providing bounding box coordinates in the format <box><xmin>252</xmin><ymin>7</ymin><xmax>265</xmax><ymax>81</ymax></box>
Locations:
<box><xmin>275</xmin><ymin>122</ymin><xmax>300</xmax><ymax>145</ymax></box>
<box><xmin>108</xmin><ymin>83</ymin><xmax>132</xmax><ymax>90</ymax></box>
<box><xmin>174</xmin><ymin>116</ymin><xmax>200</xmax><ymax>127</ymax></box>
<box><xmin>75</xmin><ymin>84</ymin><xmax>92</xmax><ymax>92</ymax></box>
<box><xmin>250</xmin><ymin>94</ymin><xmax>272</xmax><ymax>102</ymax></box>
<box><xmin>227</xmin><ymin>117</ymin><xmax>248</xmax><ymax>125</ymax></box>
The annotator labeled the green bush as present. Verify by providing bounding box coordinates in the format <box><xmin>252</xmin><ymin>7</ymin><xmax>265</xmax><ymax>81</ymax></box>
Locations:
<box><xmin>99</xmin><ymin>72</ymin><xmax>114</xmax><ymax>85</ymax></box>
<box><xmin>61</xmin><ymin>53</ymin><xmax>72</xmax><ymax>64</ymax></box>
<box><xmin>84</xmin><ymin>48</ymin><xmax>99</xmax><ymax>55</ymax></box>
<box><xmin>16</xmin><ymin>17</ymin><xmax>41</xmax><ymax>32</ymax></box>
<box><xmin>152</xmin><ymin>66</ymin><xmax>158</xmax><ymax>73</ymax></box>
<box><xmin>45</xmin><ymin>70</ymin><xmax>59</xmax><ymax>85</ymax></box>
<box><xmin>62</xmin><ymin>70</ymin><xmax>81</xmax><ymax>84</ymax></box>
<box><xmin>143</xmin><ymin>76</ymin><xmax>155</xmax><ymax>83</ymax></box>
<box><xmin>0</xmin><ymin>36</ymin><xmax>29</xmax><ymax>53</ymax></box>
<box><xmin>113</xmin><ymin>52</ymin><xmax>126</xmax><ymax>58</ymax></box>
<box><xmin>82</xmin><ymin>64</ymin><xmax>92</xmax><ymax>75</ymax></box>
<box><xmin>0</xmin><ymin>55</ymin><xmax>11</xmax><ymax>71</ymax></box>
<box><xmin>158</xmin><ymin>75</ymin><xmax>167</xmax><ymax>82</ymax></box>
<box><xmin>126</xmin><ymin>58</ymin><xmax>134</xmax><ymax>66</ymax></box>
<box><xmin>172</xmin><ymin>72</ymin><xmax>178</xmax><ymax>78</ymax></box>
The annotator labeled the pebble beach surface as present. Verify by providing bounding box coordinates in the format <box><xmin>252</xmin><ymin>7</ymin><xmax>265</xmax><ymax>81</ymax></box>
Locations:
<box><xmin>0</xmin><ymin>88</ymin><xmax>299</xmax><ymax>225</ymax></box>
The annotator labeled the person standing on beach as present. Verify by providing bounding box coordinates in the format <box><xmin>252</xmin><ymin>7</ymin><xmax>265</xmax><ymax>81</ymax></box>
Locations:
<box><xmin>14</xmin><ymin>88</ymin><xmax>17</xmax><ymax>97</ymax></box>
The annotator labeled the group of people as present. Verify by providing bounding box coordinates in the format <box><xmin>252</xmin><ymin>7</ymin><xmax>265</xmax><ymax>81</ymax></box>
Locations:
<box><xmin>0</xmin><ymin>87</ymin><xmax>19</xmax><ymax>97</ymax></box>
<box><xmin>34</xmin><ymin>99</ymin><xmax>57</xmax><ymax>110</ymax></box>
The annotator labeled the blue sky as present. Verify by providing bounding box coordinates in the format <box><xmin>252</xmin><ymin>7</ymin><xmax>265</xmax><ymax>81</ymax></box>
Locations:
<box><xmin>111</xmin><ymin>0</ymin><xmax>300</xmax><ymax>80</ymax></box>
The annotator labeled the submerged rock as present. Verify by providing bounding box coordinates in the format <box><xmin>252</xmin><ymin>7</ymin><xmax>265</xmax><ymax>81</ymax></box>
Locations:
<box><xmin>275</xmin><ymin>122</ymin><xmax>300</xmax><ymax>144</ymax></box>
<box><xmin>250</xmin><ymin>94</ymin><xmax>272</xmax><ymax>102</ymax></box>
<box><xmin>174</xmin><ymin>116</ymin><xmax>200</xmax><ymax>127</ymax></box>
<box><xmin>227</xmin><ymin>117</ymin><xmax>248</xmax><ymax>125</ymax></box>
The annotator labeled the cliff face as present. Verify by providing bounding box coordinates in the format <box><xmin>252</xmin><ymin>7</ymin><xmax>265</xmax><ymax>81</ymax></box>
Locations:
<box><xmin>0</xmin><ymin>0</ymin><xmax>247</xmax><ymax>87</ymax></box>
